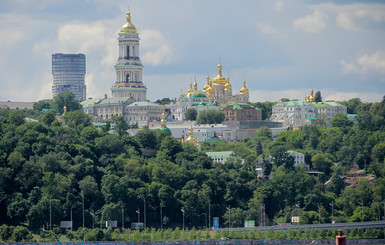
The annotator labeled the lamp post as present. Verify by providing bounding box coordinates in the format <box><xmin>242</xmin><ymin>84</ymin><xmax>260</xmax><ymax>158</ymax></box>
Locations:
<box><xmin>295</xmin><ymin>203</ymin><xmax>300</xmax><ymax>224</ymax></box>
<box><xmin>315</xmin><ymin>203</ymin><xmax>322</xmax><ymax>224</ymax></box>
<box><xmin>136</xmin><ymin>208</ymin><xmax>140</xmax><ymax>223</ymax></box>
<box><xmin>81</xmin><ymin>192</ymin><xmax>85</xmax><ymax>228</ymax></box>
<box><xmin>49</xmin><ymin>199</ymin><xmax>52</xmax><ymax>230</ymax></box>
<box><xmin>121</xmin><ymin>203</ymin><xmax>124</xmax><ymax>229</ymax></box>
<box><xmin>90</xmin><ymin>209</ymin><xmax>95</xmax><ymax>229</ymax></box>
<box><xmin>358</xmin><ymin>199</ymin><xmax>364</xmax><ymax>222</ymax></box>
<box><xmin>181</xmin><ymin>208</ymin><xmax>185</xmax><ymax>230</ymax></box>
<box><xmin>70</xmin><ymin>205</ymin><xmax>74</xmax><ymax>231</ymax></box>
<box><xmin>207</xmin><ymin>198</ymin><xmax>211</xmax><ymax>229</ymax></box>
<box><xmin>330</xmin><ymin>201</ymin><xmax>334</xmax><ymax>223</ymax></box>
<box><xmin>202</xmin><ymin>213</ymin><xmax>207</xmax><ymax>228</ymax></box>
<box><xmin>160</xmin><ymin>204</ymin><xmax>164</xmax><ymax>230</ymax></box>
<box><xmin>142</xmin><ymin>197</ymin><xmax>146</xmax><ymax>229</ymax></box>
<box><xmin>226</xmin><ymin>206</ymin><xmax>231</xmax><ymax>229</ymax></box>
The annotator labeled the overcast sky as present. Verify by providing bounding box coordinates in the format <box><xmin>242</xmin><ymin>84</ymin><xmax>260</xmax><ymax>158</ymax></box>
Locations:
<box><xmin>0</xmin><ymin>0</ymin><xmax>384</xmax><ymax>103</ymax></box>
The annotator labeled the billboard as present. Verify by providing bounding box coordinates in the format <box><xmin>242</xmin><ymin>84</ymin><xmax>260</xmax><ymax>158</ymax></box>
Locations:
<box><xmin>291</xmin><ymin>216</ymin><xmax>300</xmax><ymax>223</ymax></box>
<box><xmin>60</xmin><ymin>221</ymin><xmax>72</xmax><ymax>228</ymax></box>
<box><xmin>105</xmin><ymin>220</ymin><xmax>118</xmax><ymax>228</ymax></box>
<box><xmin>131</xmin><ymin>222</ymin><xmax>144</xmax><ymax>230</ymax></box>
<box><xmin>244</xmin><ymin>220</ymin><xmax>255</xmax><ymax>228</ymax></box>
<box><xmin>213</xmin><ymin>217</ymin><xmax>219</xmax><ymax>229</ymax></box>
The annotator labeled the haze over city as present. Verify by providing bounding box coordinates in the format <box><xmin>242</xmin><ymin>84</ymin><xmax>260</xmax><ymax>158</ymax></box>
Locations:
<box><xmin>0</xmin><ymin>0</ymin><xmax>384</xmax><ymax>103</ymax></box>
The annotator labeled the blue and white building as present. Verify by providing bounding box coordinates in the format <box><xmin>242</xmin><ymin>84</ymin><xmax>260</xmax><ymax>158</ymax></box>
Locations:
<box><xmin>52</xmin><ymin>53</ymin><xmax>86</xmax><ymax>101</ymax></box>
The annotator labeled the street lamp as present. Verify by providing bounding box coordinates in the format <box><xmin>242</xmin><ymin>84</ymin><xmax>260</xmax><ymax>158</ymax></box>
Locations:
<box><xmin>70</xmin><ymin>205</ymin><xmax>74</xmax><ymax>231</ymax></box>
<box><xmin>295</xmin><ymin>203</ymin><xmax>300</xmax><ymax>224</ymax></box>
<box><xmin>226</xmin><ymin>205</ymin><xmax>231</xmax><ymax>229</ymax></box>
<box><xmin>181</xmin><ymin>208</ymin><xmax>185</xmax><ymax>230</ymax></box>
<box><xmin>136</xmin><ymin>208</ymin><xmax>140</xmax><ymax>223</ymax></box>
<box><xmin>141</xmin><ymin>196</ymin><xmax>146</xmax><ymax>229</ymax></box>
<box><xmin>315</xmin><ymin>203</ymin><xmax>322</xmax><ymax>224</ymax></box>
<box><xmin>330</xmin><ymin>201</ymin><xmax>334</xmax><ymax>223</ymax></box>
<box><xmin>90</xmin><ymin>209</ymin><xmax>95</xmax><ymax>229</ymax></box>
<box><xmin>202</xmin><ymin>213</ymin><xmax>207</xmax><ymax>228</ymax></box>
<box><xmin>207</xmin><ymin>198</ymin><xmax>211</xmax><ymax>229</ymax></box>
<box><xmin>160</xmin><ymin>204</ymin><xmax>164</xmax><ymax>230</ymax></box>
<box><xmin>121</xmin><ymin>203</ymin><xmax>124</xmax><ymax>229</ymax></box>
<box><xmin>49</xmin><ymin>199</ymin><xmax>52</xmax><ymax>230</ymax></box>
<box><xmin>358</xmin><ymin>199</ymin><xmax>364</xmax><ymax>222</ymax></box>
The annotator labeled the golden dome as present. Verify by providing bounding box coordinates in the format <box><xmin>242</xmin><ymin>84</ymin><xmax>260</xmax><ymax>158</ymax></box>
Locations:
<box><xmin>224</xmin><ymin>76</ymin><xmax>232</xmax><ymax>90</ymax></box>
<box><xmin>206</xmin><ymin>82</ymin><xmax>215</xmax><ymax>94</ymax></box>
<box><xmin>160</xmin><ymin>112</ymin><xmax>167</xmax><ymax>127</ymax></box>
<box><xmin>120</xmin><ymin>10</ymin><xmax>137</xmax><ymax>34</ymax></box>
<box><xmin>213</xmin><ymin>63</ymin><xmax>227</xmax><ymax>85</ymax></box>
<box><xmin>240</xmin><ymin>80</ymin><xmax>249</xmax><ymax>94</ymax></box>
<box><xmin>203</xmin><ymin>75</ymin><xmax>211</xmax><ymax>91</ymax></box>
<box><xmin>193</xmin><ymin>80</ymin><xmax>198</xmax><ymax>90</ymax></box>
<box><xmin>180</xmin><ymin>91</ymin><xmax>184</xmax><ymax>97</ymax></box>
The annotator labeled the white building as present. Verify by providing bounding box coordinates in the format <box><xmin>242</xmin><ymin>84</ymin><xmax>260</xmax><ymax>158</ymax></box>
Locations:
<box><xmin>287</xmin><ymin>150</ymin><xmax>306</xmax><ymax>167</ymax></box>
<box><xmin>124</xmin><ymin>101</ymin><xmax>163</xmax><ymax>127</ymax></box>
<box><xmin>271</xmin><ymin>100</ymin><xmax>347</xmax><ymax>127</ymax></box>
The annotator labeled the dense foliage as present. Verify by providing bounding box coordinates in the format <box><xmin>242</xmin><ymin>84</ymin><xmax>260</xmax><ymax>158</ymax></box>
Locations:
<box><xmin>0</xmin><ymin>96</ymin><xmax>384</xmax><ymax>242</ymax></box>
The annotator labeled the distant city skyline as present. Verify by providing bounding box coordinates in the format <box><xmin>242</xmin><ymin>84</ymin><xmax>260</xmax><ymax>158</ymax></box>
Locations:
<box><xmin>0</xmin><ymin>0</ymin><xmax>384</xmax><ymax>102</ymax></box>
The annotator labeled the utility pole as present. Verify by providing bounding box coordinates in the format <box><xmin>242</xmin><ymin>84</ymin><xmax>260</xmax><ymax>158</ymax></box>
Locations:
<box><xmin>226</xmin><ymin>205</ymin><xmax>231</xmax><ymax>228</ymax></box>
<box><xmin>207</xmin><ymin>198</ymin><xmax>211</xmax><ymax>229</ymax></box>
<box><xmin>181</xmin><ymin>208</ymin><xmax>185</xmax><ymax>230</ymax></box>
<box><xmin>82</xmin><ymin>192</ymin><xmax>85</xmax><ymax>228</ymax></box>
<box><xmin>330</xmin><ymin>201</ymin><xmax>334</xmax><ymax>223</ymax></box>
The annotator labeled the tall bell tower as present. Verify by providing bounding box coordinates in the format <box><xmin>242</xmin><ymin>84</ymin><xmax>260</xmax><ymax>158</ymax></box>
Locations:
<box><xmin>111</xmin><ymin>8</ymin><xmax>147</xmax><ymax>101</ymax></box>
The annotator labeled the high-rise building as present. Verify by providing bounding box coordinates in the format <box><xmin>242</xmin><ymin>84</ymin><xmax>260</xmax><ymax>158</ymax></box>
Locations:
<box><xmin>111</xmin><ymin>10</ymin><xmax>147</xmax><ymax>101</ymax></box>
<box><xmin>52</xmin><ymin>53</ymin><xmax>86</xmax><ymax>101</ymax></box>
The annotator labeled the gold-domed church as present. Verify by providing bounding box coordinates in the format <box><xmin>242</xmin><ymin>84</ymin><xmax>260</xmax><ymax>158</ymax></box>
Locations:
<box><xmin>170</xmin><ymin>63</ymin><xmax>249</xmax><ymax>121</ymax></box>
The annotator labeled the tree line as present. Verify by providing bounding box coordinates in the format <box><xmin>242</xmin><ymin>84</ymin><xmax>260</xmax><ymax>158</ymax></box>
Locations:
<box><xmin>0</xmin><ymin>94</ymin><xmax>384</xmax><ymax>241</ymax></box>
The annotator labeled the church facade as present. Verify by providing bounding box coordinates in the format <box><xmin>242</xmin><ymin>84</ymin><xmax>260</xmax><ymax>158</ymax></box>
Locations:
<box><xmin>170</xmin><ymin>63</ymin><xmax>250</xmax><ymax>121</ymax></box>
<box><xmin>81</xmin><ymin>8</ymin><xmax>162</xmax><ymax>124</ymax></box>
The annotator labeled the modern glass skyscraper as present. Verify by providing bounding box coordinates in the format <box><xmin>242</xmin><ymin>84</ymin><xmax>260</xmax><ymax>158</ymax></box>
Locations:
<box><xmin>52</xmin><ymin>53</ymin><xmax>86</xmax><ymax>101</ymax></box>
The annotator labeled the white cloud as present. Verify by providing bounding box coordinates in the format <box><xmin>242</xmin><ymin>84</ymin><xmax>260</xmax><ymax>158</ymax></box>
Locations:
<box><xmin>249</xmin><ymin>89</ymin><xmax>309</xmax><ymax>102</ymax></box>
<box><xmin>257</xmin><ymin>22</ymin><xmax>278</xmax><ymax>35</ymax></box>
<box><xmin>0</xmin><ymin>29</ymin><xmax>23</xmax><ymax>46</ymax></box>
<box><xmin>324</xmin><ymin>91</ymin><xmax>383</xmax><ymax>102</ymax></box>
<box><xmin>317</xmin><ymin>3</ymin><xmax>385</xmax><ymax>31</ymax></box>
<box><xmin>293</xmin><ymin>10</ymin><xmax>328</xmax><ymax>33</ymax></box>
<box><xmin>140</xmin><ymin>29</ymin><xmax>173</xmax><ymax>66</ymax></box>
<box><xmin>336</xmin><ymin>13</ymin><xmax>357</xmax><ymax>31</ymax></box>
<box><xmin>340</xmin><ymin>51</ymin><xmax>385</xmax><ymax>74</ymax></box>
<box><xmin>275</xmin><ymin>0</ymin><xmax>283</xmax><ymax>11</ymax></box>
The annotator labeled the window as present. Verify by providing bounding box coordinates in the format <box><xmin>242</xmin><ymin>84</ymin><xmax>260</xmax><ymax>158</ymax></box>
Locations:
<box><xmin>127</xmin><ymin>46</ymin><xmax>130</xmax><ymax>58</ymax></box>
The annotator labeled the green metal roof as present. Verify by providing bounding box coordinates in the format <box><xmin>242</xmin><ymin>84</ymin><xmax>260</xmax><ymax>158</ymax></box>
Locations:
<box><xmin>81</xmin><ymin>98</ymin><xmax>102</xmax><ymax>107</ymax></box>
<box><xmin>205</xmin><ymin>151</ymin><xmax>237</xmax><ymax>158</ymax></box>
<box><xmin>313</xmin><ymin>103</ymin><xmax>333</xmax><ymax>108</ymax></box>
<box><xmin>99</xmin><ymin>97</ymin><xmax>131</xmax><ymax>104</ymax></box>
<box><xmin>226</xmin><ymin>103</ymin><xmax>254</xmax><ymax>110</ymax></box>
<box><xmin>283</xmin><ymin>101</ymin><xmax>312</xmax><ymax>106</ymax></box>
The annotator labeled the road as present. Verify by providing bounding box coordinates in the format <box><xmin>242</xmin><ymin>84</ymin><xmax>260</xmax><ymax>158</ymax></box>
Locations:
<box><xmin>217</xmin><ymin>220</ymin><xmax>385</xmax><ymax>232</ymax></box>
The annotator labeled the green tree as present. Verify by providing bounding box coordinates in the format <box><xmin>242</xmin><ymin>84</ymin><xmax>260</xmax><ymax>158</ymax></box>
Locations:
<box><xmin>314</xmin><ymin>91</ymin><xmax>322</xmax><ymax>102</ymax></box>
<box><xmin>33</xmin><ymin>99</ymin><xmax>53</xmax><ymax>112</ymax></box>
<box><xmin>113</xmin><ymin>116</ymin><xmax>128</xmax><ymax>136</ymax></box>
<box><xmin>331</xmin><ymin>113</ymin><xmax>353</xmax><ymax>128</ymax></box>
<box><xmin>52</xmin><ymin>91</ymin><xmax>82</xmax><ymax>114</ymax></box>
<box><xmin>185</xmin><ymin>108</ymin><xmax>198</xmax><ymax>121</ymax></box>
<box><xmin>311</xmin><ymin>153</ymin><xmax>333</xmax><ymax>176</ymax></box>
<box><xmin>62</xmin><ymin>110</ymin><xmax>91</xmax><ymax>128</ymax></box>
<box><xmin>196</xmin><ymin>110</ymin><xmax>225</xmax><ymax>124</ymax></box>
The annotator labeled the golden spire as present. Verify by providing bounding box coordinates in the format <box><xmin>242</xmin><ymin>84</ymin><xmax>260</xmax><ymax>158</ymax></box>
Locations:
<box><xmin>193</xmin><ymin>80</ymin><xmax>198</xmax><ymax>90</ymax></box>
<box><xmin>240</xmin><ymin>80</ymin><xmax>249</xmax><ymax>94</ymax></box>
<box><xmin>63</xmin><ymin>105</ymin><xmax>67</xmax><ymax>114</ymax></box>
<box><xmin>120</xmin><ymin>8</ymin><xmax>137</xmax><ymax>33</ymax></box>
<box><xmin>160</xmin><ymin>112</ymin><xmax>167</xmax><ymax>127</ymax></box>
<box><xmin>187</xmin><ymin>83</ymin><xmax>193</xmax><ymax>97</ymax></box>
<box><xmin>213</xmin><ymin>63</ymin><xmax>227</xmax><ymax>85</ymax></box>
<box><xmin>196</xmin><ymin>138</ymin><xmax>201</xmax><ymax>148</ymax></box>
<box><xmin>224</xmin><ymin>76</ymin><xmax>232</xmax><ymax>90</ymax></box>
<box><xmin>203</xmin><ymin>75</ymin><xmax>211</xmax><ymax>91</ymax></box>
<box><xmin>180</xmin><ymin>89</ymin><xmax>184</xmax><ymax>97</ymax></box>
<box><xmin>186</xmin><ymin>126</ymin><xmax>195</xmax><ymax>142</ymax></box>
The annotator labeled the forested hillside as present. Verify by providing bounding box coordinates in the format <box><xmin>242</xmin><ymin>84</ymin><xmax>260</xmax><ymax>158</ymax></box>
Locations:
<box><xmin>0</xmin><ymin>96</ymin><xmax>385</xmax><ymax>240</ymax></box>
